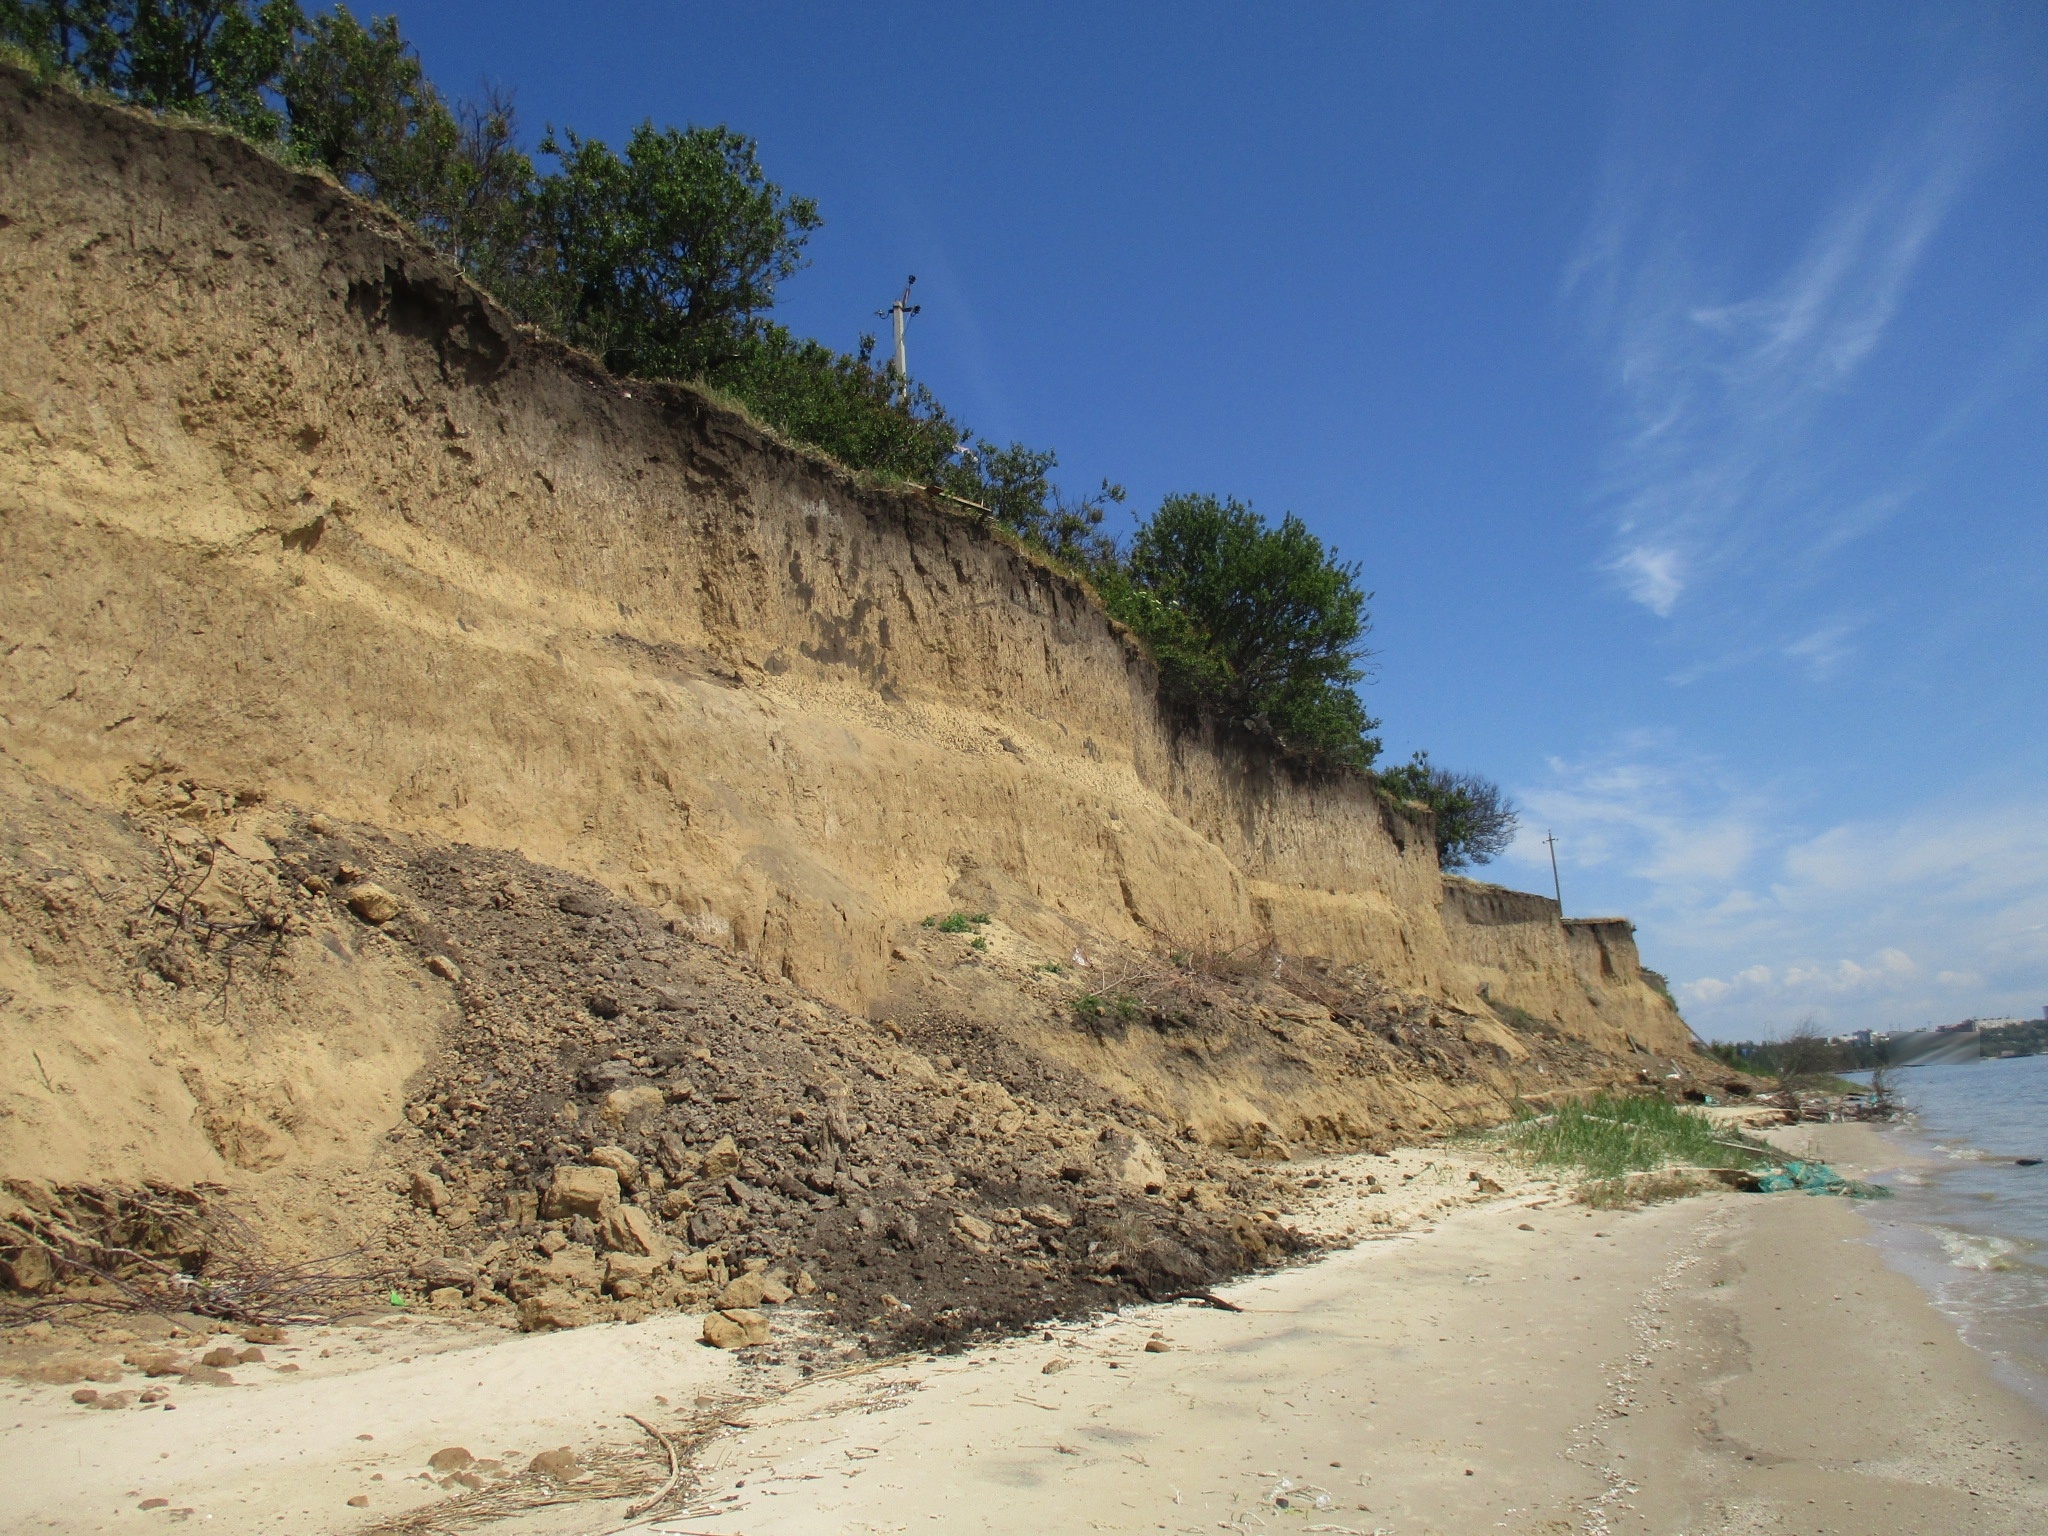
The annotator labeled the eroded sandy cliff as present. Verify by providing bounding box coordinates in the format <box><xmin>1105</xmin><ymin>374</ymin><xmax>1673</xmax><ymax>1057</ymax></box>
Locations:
<box><xmin>0</xmin><ymin>70</ymin><xmax>1706</xmax><ymax>1324</ymax></box>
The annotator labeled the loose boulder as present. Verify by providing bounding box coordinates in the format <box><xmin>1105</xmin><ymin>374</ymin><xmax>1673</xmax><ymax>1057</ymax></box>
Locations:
<box><xmin>1102</xmin><ymin>1129</ymin><xmax>1168</xmax><ymax>1194</ymax></box>
<box><xmin>543</xmin><ymin>1164</ymin><xmax>620</xmax><ymax>1221</ymax></box>
<box><xmin>600</xmin><ymin>1204</ymin><xmax>667</xmax><ymax>1259</ymax></box>
<box><xmin>586</xmin><ymin>1146</ymin><xmax>641</xmax><ymax>1186</ymax></box>
<box><xmin>701</xmin><ymin>1308</ymin><xmax>770</xmax><ymax>1349</ymax></box>
<box><xmin>345</xmin><ymin>883</ymin><xmax>402</xmax><ymax>924</ymax></box>
<box><xmin>702</xmin><ymin>1136</ymin><xmax>742</xmax><ymax>1177</ymax></box>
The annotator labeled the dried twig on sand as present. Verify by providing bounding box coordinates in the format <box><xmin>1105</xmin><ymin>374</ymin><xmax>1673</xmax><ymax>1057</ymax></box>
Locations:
<box><xmin>622</xmin><ymin>1415</ymin><xmax>681</xmax><ymax>1518</ymax></box>
<box><xmin>358</xmin><ymin>1406</ymin><xmax>750</xmax><ymax>1536</ymax></box>
<box><xmin>0</xmin><ymin>1181</ymin><xmax>387</xmax><ymax>1327</ymax></box>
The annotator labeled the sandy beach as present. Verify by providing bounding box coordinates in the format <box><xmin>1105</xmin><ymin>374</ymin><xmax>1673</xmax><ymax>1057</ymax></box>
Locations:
<box><xmin>6</xmin><ymin>1127</ymin><xmax>2043</xmax><ymax>1536</ymax></box>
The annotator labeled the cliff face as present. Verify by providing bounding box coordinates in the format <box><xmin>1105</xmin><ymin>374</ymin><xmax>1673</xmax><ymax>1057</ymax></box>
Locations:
<box><xmin>1439</xmin><ymin>879</ymin><xmax>1688</xmax><ymax>1056</ymax></box>
<box><xmin>0</xmin><ymin>69</ymin><xmax>1700</xmax><ymax>1197</ymax></box>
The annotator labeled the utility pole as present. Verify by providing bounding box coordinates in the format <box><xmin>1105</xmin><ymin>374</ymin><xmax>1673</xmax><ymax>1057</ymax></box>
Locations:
<box><xmin>1543</xmin><ymin>830</ymin><xmax>1564</xmax><ymax>913</ymax></box>
<box><xmin>877</xmin><ymin>275</ymin><xmax>919</xmax><ymax>406</ymax></box>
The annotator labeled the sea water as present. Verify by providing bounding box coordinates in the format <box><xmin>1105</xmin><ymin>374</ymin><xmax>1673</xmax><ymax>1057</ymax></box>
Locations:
<box><xmin>1850</xmin><ymin>1054</ymin><xmax>2048</xmax><ymax>1412</ymax></box>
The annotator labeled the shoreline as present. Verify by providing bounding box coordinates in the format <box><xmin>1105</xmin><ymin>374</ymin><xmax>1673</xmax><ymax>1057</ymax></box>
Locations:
<box><xmin>1592</xmin><ymin>1122</ymin><xmax>2046</xmax><ymax>1536</ymax></box>
<box><xmin>1852</xmin><ymin>1059</ymin><xmax>2048</xmax><ymax>1418</ymax></box>
<box><xmin>3</xmin><ymin>1131</ymin><xmax>2044</xmax><ymax>1535</ymax></box>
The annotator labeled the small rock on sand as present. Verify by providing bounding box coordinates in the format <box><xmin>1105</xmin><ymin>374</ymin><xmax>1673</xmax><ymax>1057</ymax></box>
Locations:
<box><xmin>518</xmin><ymin>1289</ymin><xmax>589</xmax><ymax>1332</ymax></box>
<box><xmin>528</xmin><ymin>1447</ymin><xmax>579</xmax><ymax>1479</ymax></box>
<box><xmin>428</xmin><ymin>1447</ymin><xmax>473</xmax><ymax>1472</ymax></box>
<box><xmin>702</xmin><ymin>1308</ymin><xmax>770</xmax><ymax>1349</ymax></box>
<box><xmin>713</xmin><ymin>1270</ymin><xmax>790</xmax><ymax>1309</ymax></box>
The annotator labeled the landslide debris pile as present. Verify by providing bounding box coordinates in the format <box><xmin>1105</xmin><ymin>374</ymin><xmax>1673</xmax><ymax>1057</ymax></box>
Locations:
<box><xmin>0</xmin><ymin>72</ymin><xmax>1722</xmax><ymax>1363</ymax></box>
<box><xmin>0</xmin><ymin>765</ymin><xmax>1314</xmax><ymax>1351</ymax></box>
<box><xmin>344</xmin><ymin>822</ymin><xmax>1311</xmax><ymax>1350</ymax></box>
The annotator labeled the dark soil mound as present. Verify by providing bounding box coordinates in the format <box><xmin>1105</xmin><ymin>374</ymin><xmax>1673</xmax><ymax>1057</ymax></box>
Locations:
<box><xmin>284</xmin><ymin>818</ymin><xmax>1303</xmax><ymax>1351</ymax></box>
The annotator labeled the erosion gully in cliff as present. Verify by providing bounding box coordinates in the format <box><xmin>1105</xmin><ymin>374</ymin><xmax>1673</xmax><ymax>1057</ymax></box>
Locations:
<box><xmin>0</xmin><ymin>63</ymin><xmax>1727</xmax><ymax>1369</ymax></box>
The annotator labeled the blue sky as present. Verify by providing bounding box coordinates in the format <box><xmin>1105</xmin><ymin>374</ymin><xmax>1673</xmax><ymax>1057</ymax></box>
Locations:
<box><xmin>387</xmin><ymin>1</ymin><xmax>2048</xmax><ymax>1040</ymax></box>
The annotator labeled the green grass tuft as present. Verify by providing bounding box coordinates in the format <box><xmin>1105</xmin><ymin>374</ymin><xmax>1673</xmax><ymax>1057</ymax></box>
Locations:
<box><xmin>1073</xmin><ymin>992</ymin><xmax>1142</xmax><ymax>1024</ymax></box>
<box><xmin>1495</xmin><ymin>1093</ymin><xmax>1769</xmax><ymax>1182</ymax></box>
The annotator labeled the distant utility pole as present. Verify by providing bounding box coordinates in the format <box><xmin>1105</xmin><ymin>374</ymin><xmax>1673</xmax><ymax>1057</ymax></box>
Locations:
<box><xmin>877</xmin><ymin>275</ymin><xmax>919</xmax><ymax>405</ymax></box>
<box><xmin>1543</xmin><ymin>830</ymin><xmax>1564</xmax><ymax>912</ymax></box>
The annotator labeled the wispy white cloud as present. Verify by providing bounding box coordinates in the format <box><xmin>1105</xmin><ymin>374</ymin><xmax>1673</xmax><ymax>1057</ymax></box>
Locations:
<box><xmin>1782</xmin><ymin>618</ymin><xmax>1861</xmax><ymax>681</ymax></box>
<box><xmin>1612</xmin><ymin>545</ymin><xmax>1684</xmax><ymax>617</ymax></box>
<box><xmin>1569</xmin><ymin>92</ymin><xmax>1993</xmax><ymax>642</ymax></box>
<box><xmin>1505</xmin><ymin>733</ymin><xmax>1767</xmax><ymax>899</ymax></box>
<box><xmin>1503</xmin><ymin>738</ymin><xmax>2048</xmax><ymax>1039</ymax></box>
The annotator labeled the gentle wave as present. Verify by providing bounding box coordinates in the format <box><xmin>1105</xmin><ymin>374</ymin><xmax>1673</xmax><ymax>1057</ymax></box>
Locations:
<box><xmin>1936</xmin><ymin>1226</ymin><xmax>2028</xmax><ymax>1272</ymax></box>
<box><xmin>1854</xmin><ymin>1055</ymin><xmax>2048</xmax><ymax>1412</ymax></box>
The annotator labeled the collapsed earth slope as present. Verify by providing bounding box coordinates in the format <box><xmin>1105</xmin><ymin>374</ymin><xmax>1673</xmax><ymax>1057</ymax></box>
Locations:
<box><xmin>0</xmin><ymin>68</ymin><xmax>1712</xmax><ymax>1342</ymax></box>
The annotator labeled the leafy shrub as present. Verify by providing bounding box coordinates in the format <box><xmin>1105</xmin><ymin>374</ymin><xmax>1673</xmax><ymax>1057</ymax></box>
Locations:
<box><xmin>1376</xmin><ymin>751</ymin><xmax>1517</xmax><ymax>869</ymax></box>
<box><xmin>1099</xmin><ymin>494</ymin><xmax>1381</xmax><ymax>771</ymax></box>
<box><xmin>3</xmin><ymin>0</ymin><xmax>300</xmax><ymax>137</ymax></box>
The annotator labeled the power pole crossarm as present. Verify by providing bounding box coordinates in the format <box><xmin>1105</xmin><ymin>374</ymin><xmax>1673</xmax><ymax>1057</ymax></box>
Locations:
<box><xmin>876</xmin><ymin>276</ymin><xmax>919</xmax><ymax>405</ymax></box>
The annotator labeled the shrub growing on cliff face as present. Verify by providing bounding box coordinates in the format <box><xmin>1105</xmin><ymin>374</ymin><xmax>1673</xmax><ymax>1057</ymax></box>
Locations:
<box><xmin>1100</xmin><ymin>494</ymin><xmax>1381</xmax><ymax>771</ymax></box>
<box><xmin>1376</xmin><ymin>751</ymin><xmax>1518</xmax><ymax>869</ymax></box>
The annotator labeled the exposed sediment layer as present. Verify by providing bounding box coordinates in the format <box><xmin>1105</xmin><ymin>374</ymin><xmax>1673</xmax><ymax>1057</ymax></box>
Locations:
<box><xmin>0</xmin><ymin>66</ymin><xmax>1707</xmax><ymax>1300</ymax></box>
